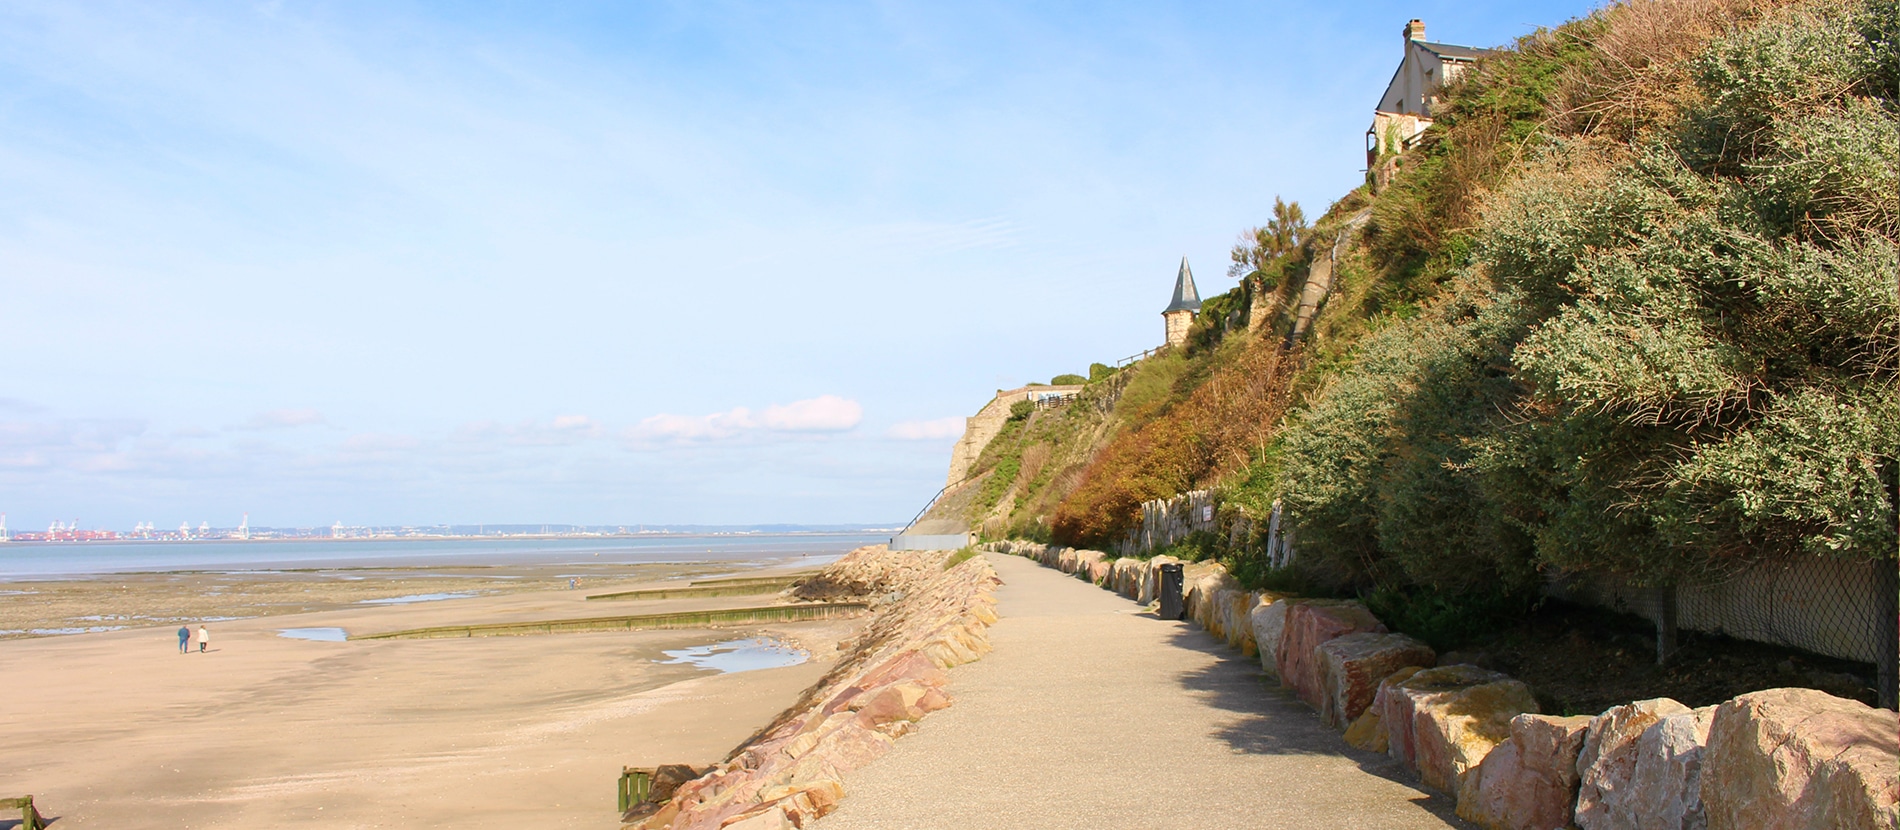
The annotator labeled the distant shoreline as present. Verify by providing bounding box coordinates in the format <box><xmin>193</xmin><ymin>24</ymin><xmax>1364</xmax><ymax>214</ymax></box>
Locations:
<box><xmin>0</xmin><ymin>529</ymin><xmax>903</xmax><ymax>547</ymax></box>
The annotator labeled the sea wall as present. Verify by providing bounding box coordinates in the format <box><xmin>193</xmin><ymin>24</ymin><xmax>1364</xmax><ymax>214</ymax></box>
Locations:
<box><xmin>984</xmin><ymin>540</ymin><xmax>1899</xmax><ymax>830</ymax></box>
<box><xmin>633</xmin><ymin>545</ymin><xmax>1001</xmax><ymax>830</ymax></box>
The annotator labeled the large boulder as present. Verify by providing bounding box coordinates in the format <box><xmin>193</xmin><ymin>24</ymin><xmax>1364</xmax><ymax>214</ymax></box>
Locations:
<box><xmin>1137</xmin><ymin>555</ymin><xmax>1179</xmax><ymax>604</ymax></box>
<box><xmin>1378</xmin><ymin>664</ymin><xmax>1538</xmax><ymax>794</ymax></box>
<box><xmin>1574</xmin><ymin>698</ymin><xmax>1693</xmax><ymax>829</ymax></box>
<box><xmin>1250</xmin><ymin>599</ymin><xmax>1293</xmax><ymax>678</ymax></box>
<box><xmin>1457</xmin><ymin>713</ymin><xmax>1591</xmax><ymax>830</ymax></box>
<box><xmin>1317</xmin><ymin>632</ymin><xmax>1436</xmax><ymax>729</ymax></box>
<box><xmin>1702</xmin><ymin>687</ymin><xmax>1900</xmax><ymax>830</ymax></box>
<box><xmin>1279</xmin><ymin>602</ymin><xmax>1387</xmax><ymax>710</ymax></box>
<box><xmin>1183</xmin><ymin>564</ymin><xmax>1239</xmax><ymax>632</ymax></box>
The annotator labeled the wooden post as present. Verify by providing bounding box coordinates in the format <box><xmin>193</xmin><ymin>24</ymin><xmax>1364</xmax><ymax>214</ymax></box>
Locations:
<box><xmin>1655</xmin><ymin>584</ymin><xmax>1679</xmax><ymax>666</ymax></box>
<box><xmin>1880</xmin><ymin>464</ymin><xmax>1898</xmax><ymax>711</ymax></box>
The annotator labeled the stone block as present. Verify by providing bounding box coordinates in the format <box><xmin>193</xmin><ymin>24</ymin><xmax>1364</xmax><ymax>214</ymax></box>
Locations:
<box><xmin>1278</xmin><ymin>602</ymin><xmax>1387</xmax><ymax>710</ymax></box>
<box><xmin>1318</xmin><ymin>632</ymin><xmax>1436</xmax><ymax>729</ymax></box>
<box><xmin>1345</xmin><ymin>708</ymin><xmax>1389</xmax><ymax>753</ymax></box>
<box><xmin>1250</xmin><ymin>600</ymin><xmax>1290</xmax><ymax>678</ymax></box>
<box><xmin>1378</xmin><ymin>664</ymin><xmax>1537</xmax><ymax>793</ymax></box>
<box><xmin>1575</xmin><ymin>697</ymin><xmax>1692</xmax><ymax>829</ymax></box>
<box><xmin>1457</xmin><ymin>713</ymin><xmax>1590</xmax><ymax>830</ymax></box>
<box><xmin>1702</xmin><ymin>687</ymin><xmax>1900</xmax><ymax>830</ymax></box>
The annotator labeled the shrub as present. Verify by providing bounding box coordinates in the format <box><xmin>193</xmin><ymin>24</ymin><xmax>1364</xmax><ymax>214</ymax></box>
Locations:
<box><xmin>1051</xmin><ymin>373</ymin><xmax>1087</xmax><ymax>386</ymax></box>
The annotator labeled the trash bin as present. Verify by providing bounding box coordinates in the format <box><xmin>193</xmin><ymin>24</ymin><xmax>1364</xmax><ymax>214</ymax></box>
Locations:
<box><xmin>1157</xmin><ymin>563</ymin><xmax>1184</xmax><ymax>621</ymax></box>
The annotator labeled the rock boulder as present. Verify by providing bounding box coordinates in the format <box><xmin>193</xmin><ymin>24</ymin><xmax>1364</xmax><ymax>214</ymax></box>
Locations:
<box><xmin>1702</xmin><ymin>687</ymin><xmax>1900</xmax><ymax>830</ymax></box>
<box><xmin>1378</xmin><ymin>664</ymin><xmax>1537</xmax><ymax>794</ymax></box>
<box><xmin>1317</xmin><ymin>632</ymin><xmax>1435</xmax><ymax>729</ymax></box>
<box><xmin>1456</xmin><ymin>714</ymin><xmax>1590</xmax><ymax>830</ymax></box>
<box><xmin>1279</xmin><ymin>602</ymin><xmax>1387</xmax><ymax>711</ymax></box>
<box><xmin>1574</xmin><ymin>697</ymin><xmax>1692</xmax><ymax>830</ymax></box>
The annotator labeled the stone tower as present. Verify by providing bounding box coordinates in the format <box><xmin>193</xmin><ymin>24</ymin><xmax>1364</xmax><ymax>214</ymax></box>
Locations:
<box><xmin>1162</xmin><ymin>257</ymin><xmax>1201</xmax><ymax>347</ymax></box>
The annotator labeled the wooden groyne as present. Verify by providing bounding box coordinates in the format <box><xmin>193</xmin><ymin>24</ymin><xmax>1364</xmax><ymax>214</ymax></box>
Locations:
<box><xmin>587</xmin><ymin>576</ymin><xmax>805</xmax><ymax>602</ymax></box>
<box><xmin>352</xmin><ymin>602</ymin><xmax>868</xmax><ymax>641</ymax></box>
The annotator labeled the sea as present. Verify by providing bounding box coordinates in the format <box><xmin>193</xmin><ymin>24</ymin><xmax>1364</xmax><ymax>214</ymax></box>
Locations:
<box><xmin>0</xmin><ymin>532</ymin><xmax>891</xmax><ymax>580</ymax></box>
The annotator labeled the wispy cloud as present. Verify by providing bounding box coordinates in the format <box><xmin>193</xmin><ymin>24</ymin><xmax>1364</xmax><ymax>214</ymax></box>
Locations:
<box><xmin>452</xmin><ymin>415</ymin><xmax>606</xmax><ymax>447</ymax></box>
<box><xmin>227</xmin><ymin>408</ymin><xmax>327</xmax><ymax>431</ymax></box>
<box><xmin>627</xmin><ymin>395</ymin><xmax>863</xmax><ymax>444</ymax></box>
<box><xmin>886</xmin><ymin>416</ymin><xmax>966</xmax><ymax>441</ymax></box>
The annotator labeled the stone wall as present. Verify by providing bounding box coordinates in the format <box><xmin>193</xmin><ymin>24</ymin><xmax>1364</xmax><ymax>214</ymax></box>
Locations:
<box><xmin>1115</xmin><ymin>489</ymin><xmax>1257</xmax><ymax>558</ymax></box>
<box><xmin>634</xmin><ymin>545</ymin><xmax>1001</xmax><ymax>830</ymax></box>
<box><xmin>986</xmin><ymin>539</ymin><xmax>1899</xmax><ymax>830</ymax></box>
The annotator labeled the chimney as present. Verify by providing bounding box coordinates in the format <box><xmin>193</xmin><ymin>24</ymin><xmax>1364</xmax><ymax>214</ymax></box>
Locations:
<box><xmin>1405</xmin><ymin>19</ymin><xmax>1426</xmax><ymax>43</ymax></box>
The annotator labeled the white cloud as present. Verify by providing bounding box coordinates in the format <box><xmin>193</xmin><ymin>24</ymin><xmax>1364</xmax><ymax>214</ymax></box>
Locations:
<box><xmin>229</xmin><ymin>408</ymin><xmax>327</xmax><ymax>431</ymax></box>
<box><xmin>886</xmin><ymin>416</ymin><xmax>966</xmax><ymax>441</ymax></box>
<box><xmin>627</xmin><ymin>395</ymin><xmax>863</xmax><ymax>444</ymax></box>
<box><xmin>759</xmin><ymin>396</ymin><xmax>862</xmax><ymax>432</ymax></box>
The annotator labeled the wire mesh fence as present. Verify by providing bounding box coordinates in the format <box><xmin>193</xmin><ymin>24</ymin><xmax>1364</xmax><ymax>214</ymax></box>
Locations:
<box><xmin>1547</xmin><ymin>555</ymin><xmax>1889</xmax><ymax>665</ymax></box>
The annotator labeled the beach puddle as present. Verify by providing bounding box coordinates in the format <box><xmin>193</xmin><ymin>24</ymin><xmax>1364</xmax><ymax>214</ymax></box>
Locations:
<box><xmin>278</xmin><ymin>627</ymin><xmax>349</xmax><ymax>642</ymax></box>
<box><xmin>30</xmin><ymin>626</ymin><xmax>126</xmax><ymax>635</ymax></box>
<box><xmin>658</xmin><ymin>638</ymin><xmax>808</xmax><ymax>674</ymax></box>
<box><xmin>358</xmin><ymin>591</ymin><xmax>477</xmax><ymax>605</ymax></box>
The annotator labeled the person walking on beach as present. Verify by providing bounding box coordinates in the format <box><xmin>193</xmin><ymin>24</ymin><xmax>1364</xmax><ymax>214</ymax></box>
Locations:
<box><xmin>196</xmin><ymin>624</ymin><xmax>209</xmax><ymax>654</ymax></box>
<box><xmin>177</xmin><ymin>625</ymin><xmax>190</xmax><ymax>654</ymax></box>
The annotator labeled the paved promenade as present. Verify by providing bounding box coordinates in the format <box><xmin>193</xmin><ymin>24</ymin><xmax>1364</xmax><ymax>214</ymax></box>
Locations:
<box><xmin>816</xmin><ymin>553</ymin><xmax>1469</xmax><ymax>829</ymax></box>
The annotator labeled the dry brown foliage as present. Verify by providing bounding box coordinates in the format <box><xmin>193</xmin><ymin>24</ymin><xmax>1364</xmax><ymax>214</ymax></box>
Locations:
<box><xmin>1554</xmin><ymin>0</ymin><xmax>1806</xmax><ymax>139</ymax></box>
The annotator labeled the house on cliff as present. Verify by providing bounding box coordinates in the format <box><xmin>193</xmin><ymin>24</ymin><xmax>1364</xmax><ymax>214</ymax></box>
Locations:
<box><xmin>1162</xmin><ymin>257</ymin><xmax>1201</xmax><ymax>348</ymax></box>
<box><xmin>1366</xmin><ymin>19</ymin><xmax>1492</xmax><ymax>188</ymax></box>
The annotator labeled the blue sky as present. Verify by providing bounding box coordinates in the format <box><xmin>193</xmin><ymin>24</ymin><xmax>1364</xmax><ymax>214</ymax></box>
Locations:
<box><xmin>0</xmin><ymin>0</ymin><xmax>1595</xmax><ymax>529</ymax></box>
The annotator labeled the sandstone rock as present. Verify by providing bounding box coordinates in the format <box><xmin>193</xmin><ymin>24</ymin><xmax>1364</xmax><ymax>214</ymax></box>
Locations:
<box><xmin>1345</xmin><ymin>708</ymin><xmax>1389</xmax><ymax>753</ymax></box>
<box><xmin>1317</xmin><ymin>632</ymin><xmax>1436</xmax><ymax>729</ymax></box>
<box><xmin>1457</xmin><ymin>713</ymin><xmax>1589</xmax><ymax>830</ymax></box>
<box><xmin>1379</xmin><ymin>664</ymin><xmax>1537</xmax><ymax>794</ymax></box>
<box><xmin>1278</xmin><ymin>602</ymin><xmax>1387</xmax><ymax>710</ymax></box>
<box><xmin>1249</xmin><ymin>599</ymin><xmax>1293</xmax><ymax>678</ymax></box>
<box><xmin>1613</xmin><ymin>706</ymin><xmax>1717</xmax><ymax>830</ymax></box>
<box><xmin>1183</xmin><ymin>564</ymin><xmax>1239</xmax><ymax>632</ymax></box>
<box><xmin>850</xmin><ymin>680</ymin><xmax>950</xmax><ymax>729</ymax></box>
<box><xmin>1703</xmin><ymin>687</ymin><xmax>1900</xmax><ymax>830</ymax></box>
<box><xmin>717</xmin><ymin>803</ymin><xmax>792</xmax><ymax>830</ymax></box>
<box><xmin>1575</xmin><ymin>697</ymin><xmax>1692</xmax><ymax>829</ymax></box>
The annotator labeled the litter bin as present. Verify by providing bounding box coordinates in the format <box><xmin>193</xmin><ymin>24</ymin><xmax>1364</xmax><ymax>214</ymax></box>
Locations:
<box><xmin>1157</xmin><ymin>563</ymin><xmax>1184</xmax><ymax>621</ymax></box>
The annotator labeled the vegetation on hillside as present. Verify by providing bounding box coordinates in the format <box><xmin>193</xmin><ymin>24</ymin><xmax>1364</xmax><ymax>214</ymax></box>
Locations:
<box><xmin>956</xmin><ymin>0</ymin><xmax>1896</xmax><ymax>643</ymax></box>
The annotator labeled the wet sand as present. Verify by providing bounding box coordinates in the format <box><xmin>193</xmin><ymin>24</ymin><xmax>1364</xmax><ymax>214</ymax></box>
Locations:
<box><xmin>0</xmin><ymin>565</ymin><xmax>856</xmax><ymax>828</ymax></box>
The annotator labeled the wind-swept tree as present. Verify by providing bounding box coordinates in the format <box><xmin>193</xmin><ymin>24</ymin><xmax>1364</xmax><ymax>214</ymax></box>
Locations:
<box><xmin>1228</xmin><ymin>197</ymin><xmax>1309</xmax><ymax>280</ymax></box>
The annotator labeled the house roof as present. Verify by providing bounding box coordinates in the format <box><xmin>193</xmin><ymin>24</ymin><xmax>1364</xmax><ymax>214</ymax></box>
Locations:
<box><xmin>1416</xmin><ymin>41</ymin><xmax>1492</xmax><ymax>61</ymax></box>
<box><xmin>1164</xmin><ymin>257</ymin><xmax>1201</xmax><ymax>314</ymax></box>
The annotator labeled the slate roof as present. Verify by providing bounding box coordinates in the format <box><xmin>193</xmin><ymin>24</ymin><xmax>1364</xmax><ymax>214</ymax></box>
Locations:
<box><xmin>1416</xmin><ymin>41</ymin><xmax>1492</xmax><ymax>61</ymax></box>
<box><xmin>1164</xmin><ymin>257</ymin><xmax>1202</xmax><ymax>314</ymax></box>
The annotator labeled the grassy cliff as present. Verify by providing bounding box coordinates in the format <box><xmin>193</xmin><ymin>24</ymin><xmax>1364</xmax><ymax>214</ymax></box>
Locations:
<box><xmin>957</xmin><ymin>0</ymin><xmax>1897</xmax><ymax>629</ymax></box>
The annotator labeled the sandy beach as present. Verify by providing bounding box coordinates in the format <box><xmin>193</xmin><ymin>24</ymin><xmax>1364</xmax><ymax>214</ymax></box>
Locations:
<box><xmin>0</xmin><ymin>564</ymin><xmax>858</xmax><ymax>828</ymax></box>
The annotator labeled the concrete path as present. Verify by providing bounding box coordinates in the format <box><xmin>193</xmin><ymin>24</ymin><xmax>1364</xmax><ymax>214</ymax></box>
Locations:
<box><xmin>816</xmin><ymin>553</ymin><xmax>1470</xmax><ymax>829</ymax></box>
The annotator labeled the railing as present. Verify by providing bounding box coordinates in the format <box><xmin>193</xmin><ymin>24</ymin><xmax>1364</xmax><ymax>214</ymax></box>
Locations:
<box><xmin>1115</xmin><ymin>346</ymin><xmax>1164</xmax><ymax>367</ymax></box>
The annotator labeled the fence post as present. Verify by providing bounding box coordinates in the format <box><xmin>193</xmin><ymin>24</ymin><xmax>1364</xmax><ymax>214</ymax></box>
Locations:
<box><xmin>1655</xmin><ymin>584</ymin><xmax>1679</xmax><ymax>666</ymax></box>
<box><xmin>1881</xmin><ymin>464</ymin><xmax>1898</xmax><ymax>710</ymax></box>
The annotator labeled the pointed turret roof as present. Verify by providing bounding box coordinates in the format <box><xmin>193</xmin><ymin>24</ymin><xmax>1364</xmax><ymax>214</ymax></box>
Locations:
<box><xmin>1163</xmin><ymin>257</ymin><xmax>1201</xmax><ymax>313</ymax></box>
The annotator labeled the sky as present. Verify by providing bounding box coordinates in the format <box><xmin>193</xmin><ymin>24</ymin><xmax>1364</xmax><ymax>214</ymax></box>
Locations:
<box><xmin>0</xmin><ymin>0</ymin><xmax>1597</xmax><ymax>530</ymax></box>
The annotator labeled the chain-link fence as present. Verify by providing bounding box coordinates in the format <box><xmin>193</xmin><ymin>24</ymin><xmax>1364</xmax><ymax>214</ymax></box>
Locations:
<box><xmin>1547</xmin><ymin>555</ymin><xmax>1888</xmax><ymax>665</ymax></box>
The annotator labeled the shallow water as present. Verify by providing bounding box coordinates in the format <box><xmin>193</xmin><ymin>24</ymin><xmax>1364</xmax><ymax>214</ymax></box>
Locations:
<box><xmin>278</xmin><ymin>627</ymin><xmax>349</xmax><ymax>642</ymax></box>
<box><xmin>0</xmin><ymin>533</ymin><xmax>879</xmax><ymax>579</ymax></box>
<box><xmin>658</xmin><ymin>638</ymin><xmax>809</xmax><ymax>673</ymax></box>
<box><xmin>358</xmin><ymin>591</ymin><xmax>478</xmax><ymax>605</ymax></box>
